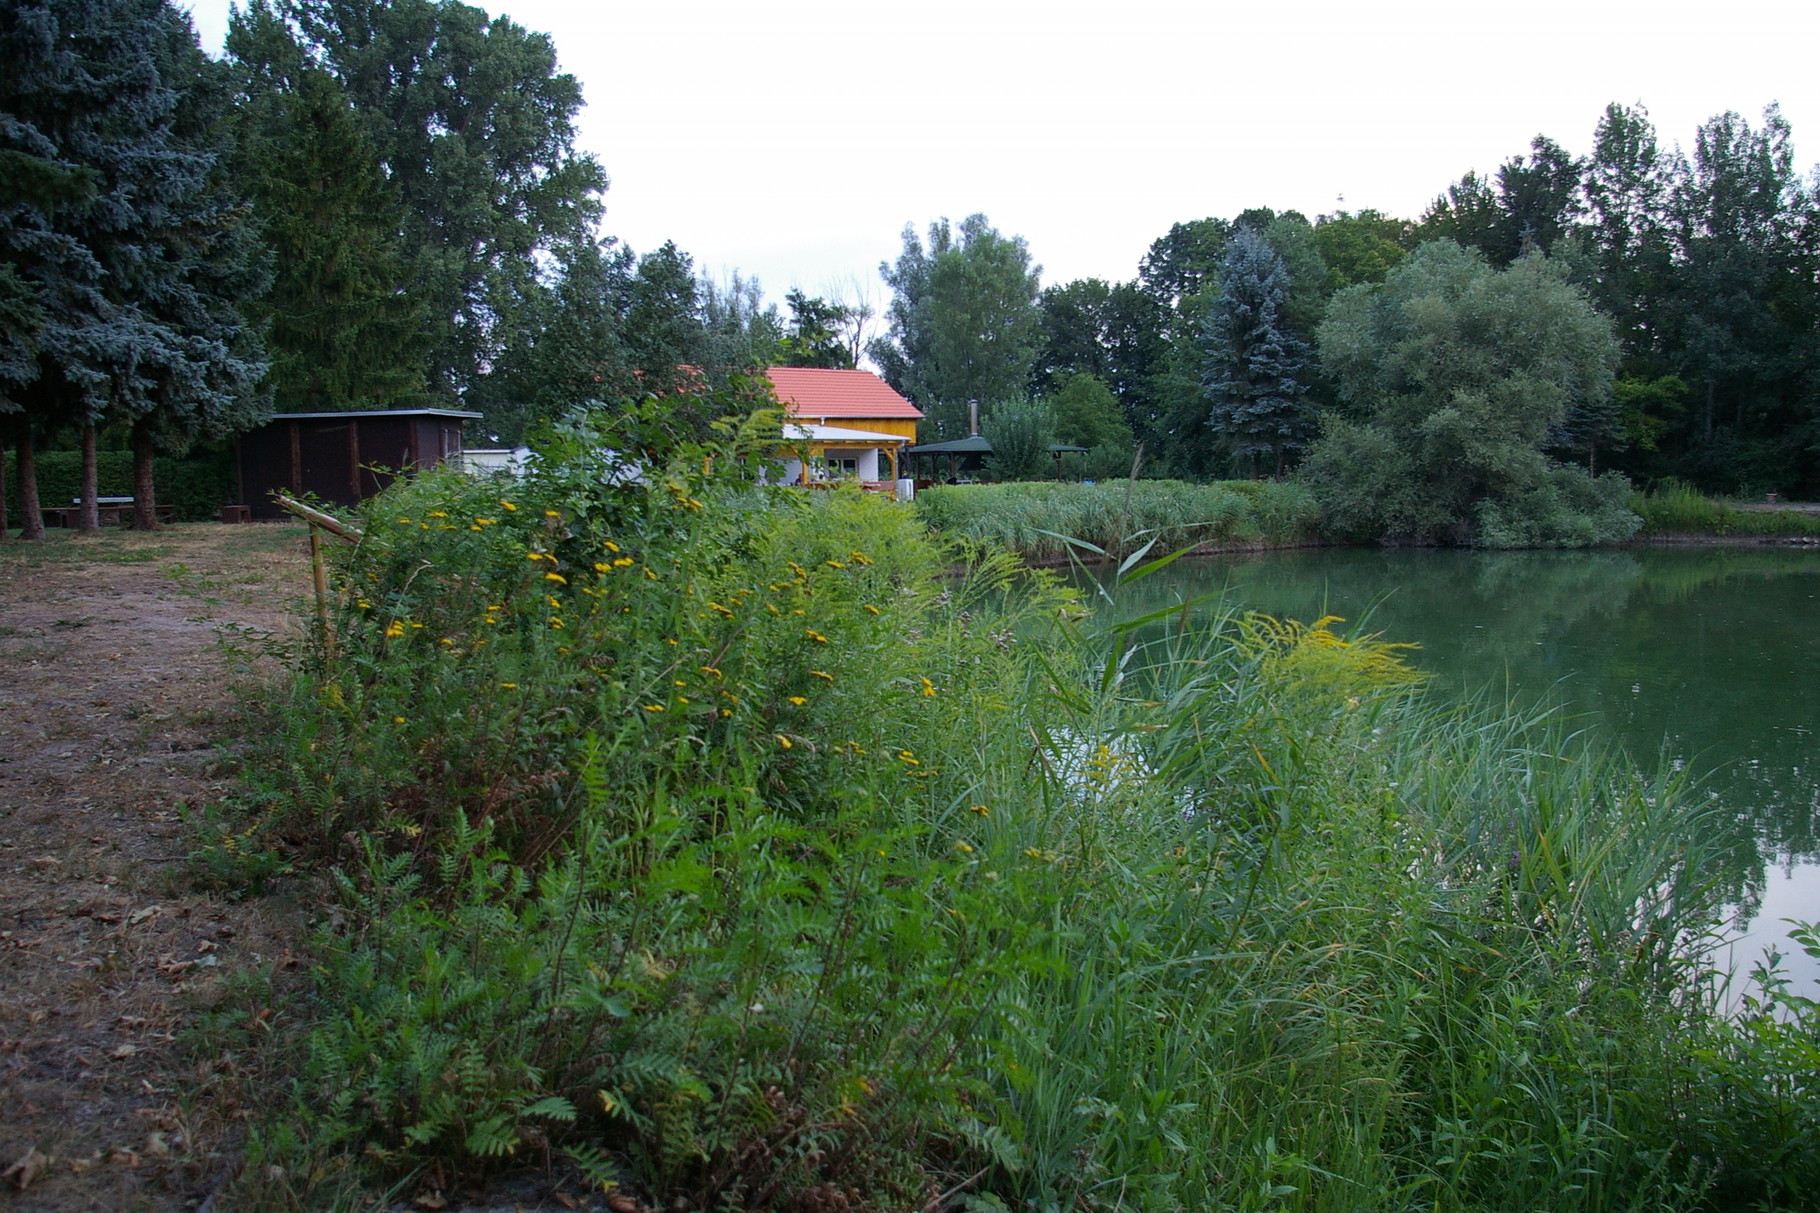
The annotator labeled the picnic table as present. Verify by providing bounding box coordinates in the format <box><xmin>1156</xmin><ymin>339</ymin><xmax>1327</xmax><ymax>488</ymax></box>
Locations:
<box><xmin>40</xmin><ymin>497</ymin><xmax>177</xmax><ymax>529</ymax></box>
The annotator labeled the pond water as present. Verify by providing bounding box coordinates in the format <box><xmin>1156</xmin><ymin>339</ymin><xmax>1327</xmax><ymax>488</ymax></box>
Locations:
<box><xmin>1081</xmin><ymin>544</ymin><xmax>1820</xmax><ymax>989</ymax></box>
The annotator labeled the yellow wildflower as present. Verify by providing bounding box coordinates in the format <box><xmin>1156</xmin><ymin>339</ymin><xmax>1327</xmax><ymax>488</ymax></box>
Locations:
<box><xmin>787</xmin><ymin>696</ymin><xmax>806</xmax><ymax>706</ymax></box>
<box><xmin>775</xmin><ymin>733</ymin><xmax>793</xmax><ymax>749</ymax></box>
<box><xmin>604</xmin><ymin>541</ymin><xmax>620</xmax><ymax>553</ymax></box>
<box><xmin>499</xmin><ymin>501</ymin><xmax>517</xmax><ymax>512</ymax></box>
<box><xmin>863</xmin><ymin>604</ymin><xmax>880</xmax><ymax>615</ymax></box>
<box><xmin>920</xmin><ymin>677</ymin><xmax>934</xmax><ymax>697</ymax></box>
<box><xmin>499</xmin><ymin>682</ymin><xmax>518</xmax><ymax>690</ymax></box>
<box><xmin>969</xmin><ymin>804</ymin><xmax>989</xmax><ymax>816</ymax></box>
<box><xmin>805</xmin><ymin>629</ymin><xmax>826</xmax><ymax>643</ymax></box>
<box><xmin>643</xmin><ymin>704</ymin><xmax>664</xmax><ymax>713</ymax></box>
<box><xmin>383</xmin><ymin>621</ymin><xmax>405</xmax><ymax>639</ymax></box>
<box><xmin>544</xmin><ymin>572</ymin><xmax>568</xmax><ymax>585</ymax></box>
<box><xmin>809</xmin><ymin>670</ymin><xmax>833</xmax><ymax>682</ymax></box>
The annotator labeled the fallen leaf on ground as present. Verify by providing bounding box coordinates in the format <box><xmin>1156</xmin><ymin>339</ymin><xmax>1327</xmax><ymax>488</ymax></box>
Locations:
<box><xmin>3</xmin><ymin>1146</ymin><xmax>51</xmax><ymax>1191</ymax></box>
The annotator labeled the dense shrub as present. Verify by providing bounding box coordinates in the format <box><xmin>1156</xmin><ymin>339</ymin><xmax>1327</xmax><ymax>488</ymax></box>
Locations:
<box><xmin>232</xmin><ymin>399</ymin><xmax>1820</xmax><ymax>1212</ymax></box>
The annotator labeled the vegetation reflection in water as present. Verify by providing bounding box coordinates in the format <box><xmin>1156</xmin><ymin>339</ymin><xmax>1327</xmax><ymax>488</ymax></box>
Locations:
<box><xmin>1077</xmin><ymin>545</ymin><xmax>1820</xmax><ymax>983</ymax></box>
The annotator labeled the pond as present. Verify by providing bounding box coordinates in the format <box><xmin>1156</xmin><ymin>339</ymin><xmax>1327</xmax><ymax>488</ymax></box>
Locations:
<box><xmin>1081</xmin><ymin>544</ymin><xmax>1820</xmax><ymax>989</ymax></box>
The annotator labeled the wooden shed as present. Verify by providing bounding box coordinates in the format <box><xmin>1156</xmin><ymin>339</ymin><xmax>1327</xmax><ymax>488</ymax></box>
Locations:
<box><xmin>235</xmin><ymin>409</ymin><xmax>481</xmax><ymax>519</ymax></box>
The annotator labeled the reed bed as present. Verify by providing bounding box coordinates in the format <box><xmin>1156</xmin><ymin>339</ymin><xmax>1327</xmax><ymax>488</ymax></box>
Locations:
<box><xmin>915</xmin><ymin>479</ymin><xmax>1321</xmax><ymax>560</ymax></box>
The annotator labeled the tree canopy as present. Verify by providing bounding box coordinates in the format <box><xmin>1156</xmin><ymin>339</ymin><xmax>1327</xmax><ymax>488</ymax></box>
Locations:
<box><xmin>1302</xmin><ymin>242</ymin><xmax>1631</xmax><ymax>546</ymax></box>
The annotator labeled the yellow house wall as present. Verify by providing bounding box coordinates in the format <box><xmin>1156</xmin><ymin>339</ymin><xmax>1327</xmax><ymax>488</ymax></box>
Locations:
<box><xmin>802</xmin><ymin>416</ymin><xmax>918</xmax><ymax>441</ymax></box>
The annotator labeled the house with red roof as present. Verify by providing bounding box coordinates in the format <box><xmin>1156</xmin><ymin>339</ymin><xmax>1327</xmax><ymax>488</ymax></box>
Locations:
<box><xmin>764</xmin><ymin>367</ymin><xmax>922</xmax><ymax>485</ymax></box>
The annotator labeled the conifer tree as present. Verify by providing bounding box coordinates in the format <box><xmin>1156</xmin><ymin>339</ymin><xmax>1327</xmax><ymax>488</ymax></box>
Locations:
<box><xmin>227</xmin><ymin>3</ymin><xmax>426</xmax><ymax>414</ymax></box>
<box><xmin>1200</xmin><ymin>227</ymin><xmax>1313</xmax><ymax>477</ymax></box>
<box><xmin>2</xmin><ymin>0</ymin><xmax>267</xmax><ymax>533</ymax></box>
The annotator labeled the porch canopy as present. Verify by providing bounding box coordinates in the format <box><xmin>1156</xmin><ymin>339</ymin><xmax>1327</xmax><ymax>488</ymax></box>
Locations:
<box><xmin>776</xmin><ymin>421</ymin><xmax>911</xmax><ymax>483</ymax></box>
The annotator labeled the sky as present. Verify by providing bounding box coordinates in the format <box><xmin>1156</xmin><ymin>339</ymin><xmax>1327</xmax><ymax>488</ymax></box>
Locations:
<box><xmin>183</xmin><ymin>0</ymin><xmax>1819</xmax><ymax>314</ymax></box>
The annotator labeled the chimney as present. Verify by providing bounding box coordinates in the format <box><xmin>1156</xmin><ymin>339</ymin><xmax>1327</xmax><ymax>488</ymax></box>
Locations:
<box><xmin>968</xmin><ymin>399</ymin><xmax>979</xmax><ymax>437</ymax></box>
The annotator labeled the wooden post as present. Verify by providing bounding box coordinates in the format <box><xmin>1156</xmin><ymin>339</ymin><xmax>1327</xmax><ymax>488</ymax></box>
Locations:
<box><xmin>309</xmin><ymin>526</ymin><xmax>333</xmax><ymax>660</ymax></box>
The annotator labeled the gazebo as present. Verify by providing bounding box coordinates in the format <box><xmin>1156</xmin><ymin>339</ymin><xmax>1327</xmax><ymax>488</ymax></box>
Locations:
<box><xmin>903</xmin><ymin>435</ymin><xmax>1090</xmax><ymax>483</ymax></box>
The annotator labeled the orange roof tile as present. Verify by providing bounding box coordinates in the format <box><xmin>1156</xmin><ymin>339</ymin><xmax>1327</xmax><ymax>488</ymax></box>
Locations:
<box><xmin>764</xmin><ymin>367</ymin><xmax>923</xmax><ymax>421</ymax></box>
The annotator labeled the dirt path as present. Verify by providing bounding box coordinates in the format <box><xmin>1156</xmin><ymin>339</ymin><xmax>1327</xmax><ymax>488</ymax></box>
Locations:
<box><xmin>1</xmin><ymin>523</ymin><xmax>310</xmax><ymax>1211</ymax></box>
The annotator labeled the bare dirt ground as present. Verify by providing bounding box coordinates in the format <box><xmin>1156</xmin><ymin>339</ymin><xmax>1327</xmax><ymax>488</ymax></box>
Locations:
<box><xmin>0</xmin><ymin>522</ymin><xmax>311</xmax><ymax>1212</ymax></box>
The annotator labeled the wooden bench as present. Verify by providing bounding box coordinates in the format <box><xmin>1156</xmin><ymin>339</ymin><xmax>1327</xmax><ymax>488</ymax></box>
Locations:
<box><xmin>40</xmin><ymin>499</ymin><xmax>178</xmax><ymax>528</ymax></box>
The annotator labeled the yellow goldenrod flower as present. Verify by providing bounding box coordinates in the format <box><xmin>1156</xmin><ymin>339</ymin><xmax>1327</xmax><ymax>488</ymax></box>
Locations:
<box><xmin>427</xmin><ymin>511</ymin><xmax>447</xmax><ymax>519</ymax></box>
<box><xmin>673</xmin><ymin>679</ymin><xmax>687</xmax><ymax>687</ymax></box>
<box><xmin>788</xmin><ymin>561</ymin><xmax>807</xmax><ymax>578</ymax></box>
<box><xmin>604</xmin><ymin>540</ymin><xmax>620</xmax><ymax>553</ymax></box>
<box><xmin>499</xmin><ymin>682</ymin><xmax>518</xmax><ymax>690</ymax></box>
<box><xmin>920</xmin><ymin>677</ymin><xmax>935</xmax><ymax>697</ymax></box>
<box><xmin>849</xmin><ymin>551</ymin><xmax>873</xmax><ymax>566</ymax></box>
<box><xmin>898</xmin><ymin>750</ymin><xmax>918</xmax><ymax>765</ymax></box>
<box><xmin>474</xmin><ymin>517</ymin><xmax>496</xmax><ymax>526</ymax></box>
<box><xmin>544</xmin><ymin>509</ymin><xmax>560</xmax><ymax>518</ymax></box>
<box><xmin>612</xmin><ymin>557</ymin><xmax>634</xmax><ymax>568</ymax></box>
<box><xmin>765</xmin><ymin>603</ymin><xmax>781</xmax><ymax>616</ymax></box>
<box><xmin>384</xmin><ymin>621</ymin><xmax>405</xmax><ymax>638</ymax></box>
<box><xmin>775</xmin><ymin>733</ymin><xmax>792</xmax><ymax>749</ymax></box>
<box><xmin>805</xmin><ymin>629</ymin><xmax>826</xmax><ymax>643</ymax></box>
<box><xmin>469</xmin><ymin>524</ymin><xmax>483</xmax><ymax>531</ymax></box>
<box><xmin>969</xmin><ymin>804</ymin><xmax>989</xmax><ymax>816</ymax></box>
<box><xmin>708</xmin><ymin>601</ymin><xmax>735</xmax><ymax>618</ymax></box>
<box><xmin>787</xmin><ymin>696</ymin><xmax>806</xmax><ymax>706</ymax></box>
<box><xmin>499</xmin><ymin>500</ymin><xmax>517</xmax><ymax>511</ymax></box>
<box><xmin>824</xmin><ymin>559</ymin><xmax>846</xmax><ymax>570</ymax></box>
<box><xmin>544</xmin><ymin>572</ymin><xmax>568</xmax><ymax>585</ymax></box>
<box><xmin>809</xmin><ymin>670</ymin><xmax>833</xmax><ymax>682</ymax></box>
<box><xmin>699</xmin><ymin>666</ymin><xmax>722</xmax><ymax>679</ymax></box>
<box><xmin>548</xmin><ymin>618</ymin><xmax>563</xmax><ymax>629</ymax></box>
<box><xmin>356</xmin><ymin>599</ymin><xmax>371</xmax><ymax>609</ymax></box>
<box><xmin>397</xmin><ymin>518</ymin><xmax>411</xmax><ymax>526</ymax></box>
<box><xmin>643</xmin><ymin>704</ymin><xmax>664</xmax><ymax>713</ymax></box>
<box><xmin>863</xmin><ymin>604</ymin><xmax>880</xmax><ymax>615</ymax></box>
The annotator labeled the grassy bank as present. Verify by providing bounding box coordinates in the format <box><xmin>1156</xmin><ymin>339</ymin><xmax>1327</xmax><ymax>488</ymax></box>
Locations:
<box><xmin>219</xmin><ymin>407</ymin><xmax>1819</xmax><ymax>1212</ymax></box>
<box><xmin>914</xmin><ymin>479</ymin><xmax>1321</xmax><ymax>561</ymax></box>
<box><xmin>1632</xmin><ymin>479</ymin><xmax>1820</xmax><ymax>539</ymax></box>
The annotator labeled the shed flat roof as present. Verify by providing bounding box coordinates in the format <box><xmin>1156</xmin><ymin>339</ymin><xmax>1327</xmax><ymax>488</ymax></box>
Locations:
<box><xmin>265</xmin><ymin>409</ymin><xmax>483</xmax><ymax>421</ymax></box>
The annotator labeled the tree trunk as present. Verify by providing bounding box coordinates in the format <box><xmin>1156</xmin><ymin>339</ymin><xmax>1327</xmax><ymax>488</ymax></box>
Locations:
<box><xmin>76</xmin><ymin>423</ymin><xmax>100</xmax><ymax>533</ymax></box>
<box><xmin>0</xmin><ymin>436</ymin><xmax>9</xmax><ymax>539</ymax></box>
<box><xmin>131</xmin><ymin>422</ymin><xmax>159</xmax><ymax>530</ymax></box>
<box><xmin>18</xmin><ymin>430</ymin><xmax>45</xmax><ymax>541</ymax></box>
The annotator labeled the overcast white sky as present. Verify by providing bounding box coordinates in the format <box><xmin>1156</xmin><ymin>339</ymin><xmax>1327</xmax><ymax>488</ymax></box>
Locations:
<box><xmin>184</xmin><ymin>0</ymin><xmax>1818</xmax><ymax>309</ymax></box>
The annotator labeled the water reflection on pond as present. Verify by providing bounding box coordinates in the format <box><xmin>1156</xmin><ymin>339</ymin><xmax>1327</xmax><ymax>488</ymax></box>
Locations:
<box><xmin>1079</xmin><ymin>545</ymin><xmax>1820</xmax><ymax>984</ymax></box>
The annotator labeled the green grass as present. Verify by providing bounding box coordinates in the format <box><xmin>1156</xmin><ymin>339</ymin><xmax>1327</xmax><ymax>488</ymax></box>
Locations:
<box><xmin>1632</xmin><ymin>480</ymin><xmax>1820</xmax><ymax>538</ymax></box>
<box><xmin>215</xmin><ymin>405</ymin><xmax>1820</xmax><ymax>1213</ymax></box>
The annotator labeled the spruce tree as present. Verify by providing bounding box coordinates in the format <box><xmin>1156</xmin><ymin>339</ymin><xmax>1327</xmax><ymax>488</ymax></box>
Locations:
<box><xmin>1200</xmin><ymin>227</ymin><xmax>1313</xmax><ymax>477</ymax></box>
<box><xmin>1</xmin><ymin>0</ymin><xmax>268</xmax><ymax>533</ymax></box>
<box><xmin>227</xmin><ymin>2</ymin><xmax>426</xmax><ymax>413</ymax></box>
